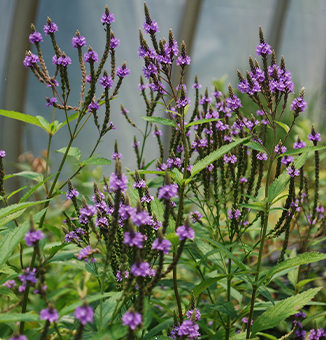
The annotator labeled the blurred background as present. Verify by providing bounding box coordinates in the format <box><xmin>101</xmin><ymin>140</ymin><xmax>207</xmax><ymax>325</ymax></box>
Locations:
<box><xmin>1</xmin><ymin>0</ymin><xmax>326</xmax><ymax>192</ymax></box>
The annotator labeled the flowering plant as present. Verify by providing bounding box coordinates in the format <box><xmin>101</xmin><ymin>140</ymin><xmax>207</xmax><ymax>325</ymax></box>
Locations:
<box><xmin>1</xmin><ymin>3</ymin><xmax>326</xmax><ymax>340</ymax></box>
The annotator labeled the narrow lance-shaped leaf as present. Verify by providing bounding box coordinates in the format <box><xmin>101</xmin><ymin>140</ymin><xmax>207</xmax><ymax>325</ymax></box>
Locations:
<box><xmin>141</xmin><ymin>115</ymin><xmax>177</xmax><ymax>128</ymax></box>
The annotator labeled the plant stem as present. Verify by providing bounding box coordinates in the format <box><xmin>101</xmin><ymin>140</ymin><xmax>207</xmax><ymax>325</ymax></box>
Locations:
<box><xmin>225</xmin><ymin>254</ymin><xmax>232</xmax><ymax>340</ymax></box>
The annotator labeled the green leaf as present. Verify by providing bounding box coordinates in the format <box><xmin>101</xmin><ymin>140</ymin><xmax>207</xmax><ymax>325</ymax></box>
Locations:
<box><xmin>19</xmin><ymin>173</ymin><xmax>56</xmax><ymax>203</ymax></box>
<box><xmin>238</xmin><ymin>203</ymin><xmax>265</xmax><ymax>212</ymax></box>
<box><xmin>143</xmin><ymin>299</ymin><xmax>152</xmax><ymax>329</ymax></box>
<box><xmin>280</xmin><ymin>145</ymin><xmax>326</xmax><ymax>157</ymax></box>
<box><xmin>36</xmin><ymin>115</ymin><xmax>50</xmax><ymax>131</ymax></box>
<box><xmin>0</xmin><ymin>286</ymin><xmax>18</xmax><ymax>300</ymax></box>
<box><xmin>56</xmin><ymin>146</ymin><xmax>81</xmax><ymax>161</ymax></box>
<box><xmin>59</xmin><ymin>112</ymin><xmax>79</xmax><ymax>129</ymax></box>
<box><xmin>261</xmin><ymin>252</ymin><xmax>326</xmax><ymax>283</ymax></box>
<box><xmin>244</xmin><ymin>141</ymin><xmax>266</xmax><ymax>153</ymax></box>
<box><xmin>172</xmin><ymin>168</ymin><xmax>183</xmax><ymax>186</ymax></box>
<box><xmin>94</xmin><ymin>292</ymin><xmax>123</xmax><ymax>327</ymax></box>
<box><xmin>141</xmin><ymin>115</ymin><xmax>177</xmax><ymax>128</ymax></box>
<box><xmin>185</xmin><ymin>118</ymin><xmax>220</xmax><ymax>128</ymax></box>
<box><xmin>151</xmin><ymin>299</ymin><xmax>173</xmax><ymax>314</ymax></box>
<box><xmin>143</xmin><ymin>318</ymin><xmax>173</xmax><ymax>340</ymax></box>
<box><xmin>0</xmin><ymin>200</ymin><xmax>48</xmax><ymax>222</ymax></box>
<box><xmin>0</xmin><ymin>208</ymin><xmax>47</xmax><ymax>268</ymax></box>
<box><xmin>274</xmin><ymin>120</ymin><xmax>290</xmax><ymax>133</ymax></box>
<box><xmin>296</xmin><ymin>277</ymin><xmax>321</xmax><ymax>290</ymax></box>
<box><xmin>206</xmin><ymin>302</ymin><xmax>238</xmax><ymax>319</ymax></box>
<box><xmin>268</xmin><ymin>153</ymin><xmax>307</xmax><ymax>202</ymax></box>
<box><xmin>250</xmin><ymin>287</ymin><xmax>322</xmax><ymax>337</ymax></box>
<box><xmin>7</xmin><ymin>186</ymin><xmax>29</xmax><ymax>200</ymax></box>
<box><xmin>190</xmin><ymin>137</ymin><xmax>251</xmax><ymax>177</ymax></box>
<box><xmin>0</xmin><ymin>109</ymin><xmax>46</xmax><ymax>130</ymax></box>
<box><xmin>184</xmin><ymin>104</ymin><xmax>191</xmax><ymax>115</ymax></box>
<box><xmin>193</xmin><ymin>276</ymin><xmax>227</xmax><ymax>297</ymax></box>
<box><xmin>83</xmin><ymin>157</ymin><xmax>111</xmax><ymax>166</ymax></box>
<box><xmin>0</xmin><ymin>312</ymin><xmax>39</xmax><ymax>323</ymax></box>
<box><xmin>0</xmin><ymin>210</ymin><xmax>26</xmax><ymax>228</ymax></box>
<box><xmin>88</xmin><ymin>326</ymin><xmax>128</xmax><ymax>340</ymax></box>
<box><xmin>4</xmin><ymin>171</ymin><xmax>44</xmax><ymax>182</ymax></box>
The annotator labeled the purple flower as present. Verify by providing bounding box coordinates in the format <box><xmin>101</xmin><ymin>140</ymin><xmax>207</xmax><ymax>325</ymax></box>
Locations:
<box><xmin>74</xmin><ymin>305</ymin><xmax>94</xmax><ymax>325</ymax></box>
<box><xmin>0</xmin><ymin>150</ymin><xmax>6</xmax><ymax>158</ymax></box>
<box><xmin>178</xmin><ymin>320</ymin><xmax>201</xmax><ymax>340</ymax></box>
<box><xmin>112</xmin><ymin>152</ymin><xmax>123</xmax><ymax>160</ymax></box>
<box><xmin>40</xmin><ymin>307</ymin><xmax>59</xmax><ymax>322</ymax></box>
<box><xmin>158</xmin><ymin>183</ymin><xmax>178</xmax><ymax>200</ymax></box>
<box><xmin>242</xmin><ymin>317</ymin><xmax>253</xmax><ymax>325</ymax></box>
<box><xmin>176</xmin><ymin>54</ymin><xmax>191</xmax><ymax>66</ymax></box>
<box><xmin>192</xmin><ymin>82</ymin><xmax>202</xmax><ymax>90</ymax></box>
<box><xmin>131</xmin><ymin>210</ymin><xmax>152</xmax><ymax>226</ymax></box>
<box><xmin>79</xmin><ymin>204</ymin><xmax>96</xmax><ymax>224</ymax></box>
<box><xmin>308</xmin><ymin>131</ymin><xmax>321</xmax><ymax>142</ymax></box>
<box><xmin>52</xmin><ymin>54</ymin><xmax>71</xmax><ymax>66</ymax></box>
<box><xmin>143</xmin><ymin>19</ymin><xmax>159</xmax><ymax>34</ymax></box>
<box><xmin>176</xmin><ymin>96</ymin><xmax>191</xmax><ymax>108</ymax></box>
<box><xmin>99</xmin><ymin>75</ymin><xmax>113</xmax><ymax>89</ymax></box>
<box><xmin>293</xmin><ymin>140</ymin><xmax>306</xmax><ymax>149</ymax></box>
<box><xmin>9</xmin><ymin>336</ymin><xmax>27</xmax><ymax>340</ymax></box>
<box><xmin>110</xmin><ymin>37</ymin><xmax>120</xmax><ymax>49</ymax></box>
<box><xmin>256</xmin><ymin>152</ymin><xmax>268</xmax><ymax>161</ymax></box>
<box><xmin>130</xmin><ymin>262</ymin><xmax>150</xmax><ymax>277</ymax></box>
<box><xmin>109</xmin><ymin>173</ymin><xmax>128</xmax><ymax>193</ymax></box>
<box><xmin>116</xmin><ymin>270</ymin><xmax>129</xmax><ymax>282</ymax></box>
<box><xmin>66</xmin><ymin>188</ymin><xmax>79</xmax><ymax>200</ymax></box>
<box><xmin>25</xmin><ymin>229</ymin><xmax>44</xmax><ymax>246</ymax></box>
<box><xmin>88</xmin><ymin>101</ymin><xmax>100</xmax><ymax>112</ymax></box>
<box><xmin>141</xmin><ymin>194</ymin><xmax>154</xmax><ymax>203</ymax></box>
<box><xmin>287</xmin><ymin>166</ymin><xmax>300</xmax><ymax>177</ymax></box>
<box><xmin>29</xmin><ymin>31</ymin><xmax>43</xmax><ymax>44</ymax></box>
<box><xmin>2</xmin><ymin>279</ymin><xmax>16</xmax><ymax>289</ymax></box>
<box><xmin>224</xmin><ymin>154</ymin><xmax>237</xmax><ymax>164</ymax></box>
<box><xmin>45</xmin><ymin>97</ymin><xmax>57</xmax><ymax>108</ymax></box>
<box><xmin>240</xmin><ymin>176</ymin><xmax>247</xmax><ymax>183</ymax></box>
<box><xmin>176</xmin><ymin>225</ymin><xmax>195</xmax><ymax>241</ymax></box>
<box><xmin>228</xmin><ymin>209</ymin><xmax>241</xmax><ymax>220</ymax></box>
<box><xmin>84</xmin><ymin>50</ymin><xmax>99</xmax><ymax>63</ymax></box>
<box><xmin>291</xmin><ymin>97</ymin><xmax>307</xmax><ymax>114</ymax></box>
<box><xmin>153</xmin><ymin>129</ymin><xmax>163</xmax><ymax>137</ymax></box>
<box><xmin>77</xmin><ymin>245</ymin><xmax>95</xmax><ymax>263</ymax></box>
<box><xmin>133</xmin><ymin>179</ymin><xmax>146</xmax><ymax>189</ymax></box>
<box><xmin>43</xmin><ymin>21</ymin><xmax>58</xmax><ymax>35</ymax></box>
<box><xmin>124</xmin><ymin>231</ymin><xmax>144</xmax><ymax>248</ymax></box>
<box><xmin>101</xmin><ymin>11</ymin><xmax>115</xmax><ymax>24</ymax></box>
<box><xmin>86</xmin><ymin>75</ymin><xmax>92</xmax><ymax>83</ymax></box>
<box><xmin>189</xmin><ymin>211</ymin><xmax>204</xmax><ymax>223</ymax></box>
<box><xmin>226</xmin><ymin>95</ymin><xmax>242</xmax><ymax>111</ymax></box>
<box><xmin>72</xmin><ymin>35</ymin><xmax>86</xmax><ymax>48</ymax></box>
<box><xmin>256</xmin><ymin>42</ymin><xmax>272</xmax><ymax>56</ymax></box>
<box><xmin>152</xmin><ymin>238</ymin><xmax>171</xmax><ymax>254</ymax></box>
<box><xmin>281</xmin><ymin>155</ymin><xmax>293</xmax><ymax>165</ymax></box>
<box><xmin>117</xmin><ymin>64</ymin><xmax>130</xmax><ymax>78</ymax></box>
<box><xmin>122</xmin><ymin>310</ymin><xmax>142</xmax><ymax>330</ymax></box>
<box><xmin>18</xmin><ymin>267</ymin><xmax>38</xmax><ymax>291</ymax></box>
<box><xmin>186</xmin><ymin>308</ymin><xmax>201</xmax><ymax>321</ymax></box>
<box><xmin>23</xmin><ymin>53</ymin><xmax>39</xmax><ymax>68</ymax></box>
<box><xmin>274</xmin><ymin>145</ymin><xmax>287</xmax><ymax>155</ymax></box>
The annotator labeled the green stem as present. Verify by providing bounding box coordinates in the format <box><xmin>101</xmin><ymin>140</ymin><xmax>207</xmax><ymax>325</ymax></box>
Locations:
<box><xmin>225</xmin><ymin>254</ymin><xmax>232</xmax><ymax>340</ymax></box>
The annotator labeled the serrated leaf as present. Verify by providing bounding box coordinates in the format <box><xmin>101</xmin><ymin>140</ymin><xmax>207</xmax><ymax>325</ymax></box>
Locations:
<box><xmin>0</xmin><ymin>200</ymin><xmax>48</xmax><ymax>221</ymax></box>
<box><xmin>185</xmin><ymin>118</ymin><xmax>220</xmax><ymax>128</ymax></box>
<box><xmin>0</xmin><ymin>109</ymin><xmax>47</xmax><ymax>131</ymax></box>
<box><xmin>190</xmin><ymin>137</ymin><xmax>250</xmax><ymax>177</ymax></box>
<box><xmin>0</xmin><ymin>312</ymin><xmax>39</xmax><ymax>323</ymax></box>
<box><xmin>250</xmin><ymin>287</ymin><xmax>322</xmax><ymax>336</ymax></box>
<box><xmin>83</xmin><ymin>157</ymin><xmax>111</xmax><ymax>166</ymax></box>
<box><xmin>56</xmin><ymin>146</ymin><xmax>81</xmax><ymax>161</ymax></box>
<box><xmin>4</xmin><ymin>171</ymin><xmax>44</xmax><ymax>182</ymax></box>
<box><xmin>268</xmin><ymin>153</ymin><xmax>307</xmax><ymax>202</ymax></box>
<box><xmin>143</xmin><ymin>318</ymin><xmax>173</xmax><ymax>340</ymax></box>
<box><xmin>141</xmin><ymin>115</ymin><xmax>177</xmax><ymax>128</ymax></box>
<box><xmin>94</xmin><ymin>292</ymin><xmax>123</xmax><ymax>327</ymax></box>
<box><xmin>261</xmin><ymin>252</ymin><xmax>326</xmax><ymax>283</ymax></box>
<box><xmin>296</xmin><ymin>277</ymin><xmax>321</xmax><ymax>290</ymax></box>
<box><xmin>36</xmin><ymin>115</ymin><xmax>50</xmax><ymax>131</ymax></box>
<box><xmin>207</xmin><ymin>301</ymin><xmax>238</xmax><ymax>318</ymax></box>
<box><xmin>193</xmin><ymin>276</ymin><xmax>227</xmax><ymax>297</ymax></box>
<box><xmin>172</xmin><ymin>168</ymin><xmax>183</xmax><ymax>185</ymax></box>
<box><xmin>0</xmin><ymin>210</ymin><xmax>26</xmax><ymax>228</ymax></box>
<box><xmin>275</xmin><ymin>120</ymin><xmax>290</xmax><ymax>133</ymax></box>
<box><xmin>244</xmin><ymin>141</ymin><xmax>266</xmax><ymax>153</ymax></box>
<box><xmin>0</xmin><ymin>208</ymin><xmax>47</xmax><ymax>268</ymax></box>
<box><xmin>7</xmin><ymin>186</ymin><xmax>29</xmax><ymax>200</ymax></box>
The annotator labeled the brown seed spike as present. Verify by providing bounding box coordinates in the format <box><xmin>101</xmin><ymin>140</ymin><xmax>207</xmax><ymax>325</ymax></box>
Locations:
<box><xmin>259</xmin><ymin>26</ymin><xmax>265</xmax><ymax>44</ymax></box>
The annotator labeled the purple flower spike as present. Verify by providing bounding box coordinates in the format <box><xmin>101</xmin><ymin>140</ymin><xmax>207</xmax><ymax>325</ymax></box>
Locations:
<box><xmin>43</xmin><ymin>21</ymin><xmax>58</xmax><ymax>35</ymax></box>
<box><xmin>256</xmin><ymin>42</ymin><xmax>272</xmax><ymax>56</ymax></box>
<box><xmin>77</xmin><ymin>245</ymin><xmax>96</xmax><ymax>263</ymax></box>
<box><xmin>0</xmin><ymin>150</ymin><xmax>6</xmax><ymax>158</ymax></box>
<box><xmin>72</xmin><ymin>35</ymin><xmax>86</xmax><ymax>48</ymax></box>
<box><xmin>178</xmin><ymin>320</ymin><xmax>201</xmax><ymax>340</ymax></box>
<box><xmin>9</xmin><ymin>335</ymin><xmax>27</xmax><ymax>340</ymax></box>
<box><xmin>256</xmin><ymin>152</ymin><xmax>268</xmax><ymax>161</ymax></box>
<box><xmin>117</xmin><ymin>64</ymin><xmax>130</xmax><ymax>78</ymax></box>
<box><xmin>88</xmin><ymin>102</ymin><xmax>100</xmax><ymax>112</ymax></box>
<box><xmin>84</xmin><ymin>50</ymin><xmax>99</xmax><ymax>63</ymax></box>
<box><xmin>124</xmin><ymin>231</ymin><xmax>144</xmax><ymax>248</ymax></box>
<box><xmin>25</xmin><ymin>229</ymin><xmax>44</xmax><ymax>246</ymax></box>
<box><xmin>152</xmin><ymin>238</ymin><xmax>171</xmax><ymax>254</ymax></box>
<box><xmin>122</xmin><ymin>310</ymin><xmax>142</xmax><ymax>330</ymax></box>
<box><xmin>143</xmin><ymin>19</ymin><xmax>159</xmax><ymax>34</ymax></box>
<box><xmin>109</xmin><ymin>173</ymin><xmax>128</xmax><ymax>193</ymax></box>
<box><xmin>40</xmin><ymin>307</ymin><xmax>59</xmax><ymax>322</ymax></box>
<box><xmin>158</xmin><ymin>183</ymin><xmax>178</xmax><ymax>200</ymax></box>
<box><xmin>176</xmin><ymin>54</ymin><xmax>191</xmax><ymax>66</ymax></box>
<box><xmin>291</xmin><ymin>96</ymin><xmax>307</xmax><ymax>114</ymax></box>
<box><xmin>287</xmin><ymin>166</ymin><xmax>300</xmax><ymax>177</ymax></box>
<box><xmin>101</xmin><ymin>12</ymin><xmax>115</xmax><ymax>24</ymax></box>
<box><xmin>74</xmin><ymin>305</ymin><xmax>94</xmax><ymax>325</ymax></box>
<box><xmin>2</xmin><ymin>279</ymin><xmax>16</xmax><ymax>289</ymax></box>
<box><xmin>52</xmin><ymin>54</ymin><xmax>71</xmax><ymax>66</ymax></box>
<box><xmin>23</xmin><ymin>53</ymin><xmax>39</xmax><ymax>68</ymax></box>
<box><xmin>45</xmin><ymin>97</ymin><xmax>57</xmax><ymax>108</ymax></box>
<box><xmin>308</xmin><ymin>131</ymin><xmax>321</xmax><ymax>142</ymax></box>
<box><xmin>66</xmin><ymin>188</ymin><xmax>79</xmax><ymax>200</ymax></box>
<box><xmin>110</xmin><ymin>37</ymin><xmax>120</xmax><ymax>49</ymax></box>
<box><xmin>186</xmin><ymin>308</ymin><xmax>201</xmax><ymax>321</ymax></box>
<box><xmin>29</xmin><ymin>31</ymin><xmax>43</xmax><ymax>44</ymax></box>
<box><xmin>176</xmin><ymin>225</ymin><xmax>195</xmax><ymax>241</ymax></box>
<box><xmin>130</xmin><ymin>261</ymin><xmax>151</xmax><ymax>277</ymax></box>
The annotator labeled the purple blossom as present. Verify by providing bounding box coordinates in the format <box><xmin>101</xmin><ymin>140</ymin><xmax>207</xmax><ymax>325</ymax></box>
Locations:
<box><xmin>101</xmin><ymin>10</ymin><xmax>115</xmax><ymax>24</ymax></box>
<box><xmin>99</xmin><ymin>75</ymin><xmax>113</xmax><ymax>89</ymax></box>
<box><xmin>164</xmin><ymin>40</ymin><xmax>179</xmax><ymax>57</ymax></box>
<box><xmin>52</xmin><ymin>54</ymin><xmax>71</xmax><ymax>66</ymax></box>
<box><xmin>23</xmin><ymin>53</ymin><xmax>39</xmax><ymax>68</ymax></box>
<box><xmin>256</xmin><ymin>42</ymin><xmax>272</xmax><ymax>56</ymax></box>
<box><xmin>116</xmin><ymin>270</ymin><xmax>129</xmax><ymax>282</ymax></box>
<box><xmin>45</xmin><ymin>97</ymin><xmax>57</xmax><ymax>108</ymax></box>
<box><xmin>143</xmin><ymin>19</ymin><xmax>159</xmax><ymax>34</ymax></box>
<box><xmin>47</xmin><ymin>78</ymin><xmax>59</xmax><ymax>88</ymax></box>
<box><xmin>192</xmin><ymin>82</ymin><xmax>202</xmax><ymax>90</ymax></box>
<box><xmin>88</xmin><ymin>102</ymin><xmax>100</xmax><ymax>113</ymax></box>
<box><xmin>74</xmin><ymin>305</ymin><xmax>94</xmax><ymax>325</ymax></box>
<box><xmin>131</xmin><ymin>210</ymin><xmax>152</xmax><ymax>226</ymax></box>
<box><xmin>274</xmin><ymin>145</ymin><xmax>287</xmax><ymax>155</ymax></box>
<box><xmin>65</xmin><ymin>229</ymin><xmax>84</xmax><ymax>243</ymax></box>
<box><xmin>189</xmin><ymin>211</ymin><xmax>204</xmax><ymax>223</ymax></box>
<box><xmin>133</xmin><ymin>179</ymin><xmax>146</xmax><ymax>189</ymax></box>
<box><xmin>43</xmin><ymin>21</ymin><xmax>58</xmax><ymax>35</ymax></box>
<box><xmin>96</xmin><ymin>216</ymin><xmax>108</xmax><ymax>227</ymax></box>
<box><xmin>178</xmin><ymin>320</ymin><xmax>201</xmax><ymax>340</ymax></box>
<box><xmin>226</xmin><ymin>95</ymin><xmax>242</xmax><ymax>111</ymax></box>
<box><xmin>308</xmin><ymin>131</ymin><xmax>321</xmax><ymax>142</ymax></box>
<box><xmin>242</xmin><ymin>317</ymin><xmax>253</xmax><ymax>325</ymax></box>
<box><xmin>287</xmin><ymin>166</ymin><xmax>300</xmax><ymax>177</ymax></box>
<box><xmin>256</xmin><ymin>109</ymin><xmax>264</xmax><ymax>116</ymax></box>
<box><xmin>9</xmin><ymin>336</ymin><xmax>27</xmax><ymax>340</ymax></box>
<box><xmin>2</xmin><ymin>279</ymin><xmax>16</xmax><ymax>289</ymax></box>
<box><xmin>212</xmin><ymin>90</ymin><xmax>222</xmax><ymax>98</ymax></box>
<box><xmin>86</xmin><ymin>75</ymin><xmax>92</xmax><ymax>83</ymax></box>
<box><xmin>228</xmin><ymin>209</ymin><xmax>241</xmax><ymax>220</ymax></box>
<box><xmin>66</xmin><ymin>188</ymin><xmax>79</xmax><ymax>200</ymax></box>
<box><xmin>77</xmin><ymin>246</ymin><xmax>96</xmax><ymax>263</ymax></box>
<box><xmin>130</xmin><ymin>261</ymin><xmax>151</xmax><ymax>277</ymax></box>
<box><xmin>224</xmin><ymin>154</ymin><xmax>237</xmax><ymax>164</ymax></box>
<box><xmin>176</xmin><ymin>96</ymin><xmax>191</xmax><ymax>108</ymax></box>
<box><xmin>293</xmin><ymin>140</ymin><xmax>306</xmax><ymax>149</ymax></box>
<box><xmin>152</xmin><ymin>238</ymin><xmax>171</xmax><ymax>254</ymax></box>
<box><xmin>117</xmin><ymin>64</ymin><xmax>130</xmax><ymax>77</ymax></box>
<box><xmin>256</xmin><ymin>152</ymin><xmax>268</xmax><ymax>161</ymax></box>
<box><xmin>122</xmin><ymin>310</ymin><xmax>142</xmax><ymax>330</ymax></box>
<box><xmin>84</xmin><ymin>50</ymin><xmax>99</xmax><ymax>63</ymax></box>
<box><xmin>176</xmin><ymin>54</ymin><xmax>191</xmax><ymax>66</ymax></box>
<box><xmin>176</xmin><ymin>225</ymin><xmax>195</xmax><ymax>241</ymax></box>
<box><xmin>25</xmin><ymin>229</ymin><xmax>44</xmax><ymax>246</ymax></box>
<box><xmin>158</xmin><ymin>183</ymin><xmax>178</xmax><ymax>200</ymax></box>
<box><xmin>291</xmin><ymin>97</ymin><xmax>307</xmax><ymax>114</ymax></box>
<box><xmin>186</xmin><ymin>308</ymin><xmax>201</xmax><ymax>321</ymax></box>
<box><xmin>240</xmin><ymin>176</ymin><xmax>247</xmax><ymax>183</ymax></box>
<box><xmin>110</xmin><ymin>37</ymin><xmax>120</xmax><ymax>49</ymax></box>
<box><xmin>281</xmin><ymin>155</ymin><xmax>293</xmax><ymax>165</ymax></box>
<box><xmin>153</xmin><ymin>129</ymin><xmax>162</xmax><ymax>137</ymax></box>
<box><xmin>29</xmin><ymin>31</ymin><xmax>43</xmax><ymax>44</ymax></box>
<box><xmin>141</xmin><ymin>194</ymin><xmax>154</xmax><ymax>203</ymax></box>
<box><xmin>124</xmin><ymin>231</ymin><xmax>144</xmax><ymax>248</ymax></box>
<box><xmin>112</xmin><ymin>152</ymin><xmax>123</xmax><ymax>160</ymax></box>
<box><xmin>40</xmin><ymin>307</ymin><xmax>59</xmax><ymax>322</ymax></box>
<box><xmin>18</xmin><ymin>267</ymin><xmax>38</xmax><ymax>292</ymax></box>
<box><xmin>72</xmin><ymin>35</ymin><xmax>86</xmax><ymax>48</ymax></box>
